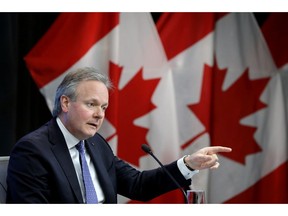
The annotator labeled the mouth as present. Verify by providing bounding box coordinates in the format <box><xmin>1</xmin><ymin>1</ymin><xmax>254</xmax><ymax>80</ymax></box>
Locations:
<box><xmin>87</xmin><ymin>122</ymin><xmax>98</xmax><ymax>129</ymax></box>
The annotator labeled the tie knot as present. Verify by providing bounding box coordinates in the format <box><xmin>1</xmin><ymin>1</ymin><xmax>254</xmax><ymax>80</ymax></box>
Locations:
<box><xmin>76</xmin><ymin>141</ymin><xmax>85</xmax><ymax>153</ymax></box>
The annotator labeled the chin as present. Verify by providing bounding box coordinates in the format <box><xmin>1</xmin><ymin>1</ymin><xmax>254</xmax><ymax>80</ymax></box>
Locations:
<box><xmin>87</xmin><ymin>131</ymin><xmax>97</xmax><ymax>137</ymax></box>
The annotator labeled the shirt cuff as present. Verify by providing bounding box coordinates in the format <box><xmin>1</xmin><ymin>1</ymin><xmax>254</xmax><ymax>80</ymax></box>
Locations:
<box><xmin>177</xmin><ymin>156</ymin><xmax>199</xmax><ymax>180</ymax></box>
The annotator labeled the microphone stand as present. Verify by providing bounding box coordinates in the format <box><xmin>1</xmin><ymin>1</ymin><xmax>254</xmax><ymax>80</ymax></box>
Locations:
<box><xmin>141</xmin><ymin>144</ymin><xmax>189</xmax><ymax>204</ymax></box>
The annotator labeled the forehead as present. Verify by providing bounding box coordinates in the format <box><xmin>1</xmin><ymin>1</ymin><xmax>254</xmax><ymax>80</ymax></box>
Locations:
<box><xmin>76</xmin><ymin>80</ymin><xmax>109</xmax><ymax>97</ymax></box>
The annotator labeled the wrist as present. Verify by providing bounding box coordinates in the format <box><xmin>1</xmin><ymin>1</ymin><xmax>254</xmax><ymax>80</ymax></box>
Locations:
<box><xmin>183</xmin><ymin>155</ymin><xmax>195</xmax><ymax>171</ymax></box>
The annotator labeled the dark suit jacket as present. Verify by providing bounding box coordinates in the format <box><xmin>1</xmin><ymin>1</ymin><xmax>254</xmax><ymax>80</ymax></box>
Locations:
<box><xmin>6</xmin><ymin>118</ymin><xmax>191</xmax><ymax>203</ymax></box>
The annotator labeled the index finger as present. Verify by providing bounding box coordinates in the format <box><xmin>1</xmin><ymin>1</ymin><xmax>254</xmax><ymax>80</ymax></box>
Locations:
<box><xmin>205</xmin><ymin>146</ymin><xmax>232</xmax><ymax>154</ymax></box>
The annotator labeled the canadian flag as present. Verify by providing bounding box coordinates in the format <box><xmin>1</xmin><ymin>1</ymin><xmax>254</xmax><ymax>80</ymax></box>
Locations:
<box><xmin>156</xmin><ymin>12</ymin><xmax>288</xmax><ymax>203</ymax></box>
<box><xmin>24</xmin><ymin>12</ymin><xmax>180</xmax><ymax>203</ymax></box>
<box><xmin>24</xmin><ymin>12</ymin><xmax>288</xmax><ymax>203</ymax></box>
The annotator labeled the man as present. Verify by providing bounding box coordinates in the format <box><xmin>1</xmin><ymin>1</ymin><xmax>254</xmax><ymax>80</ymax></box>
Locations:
<box><xmin>6</xmin><ymin>67</ymin><xmax>232</xmax><ymax>203</ymax></box>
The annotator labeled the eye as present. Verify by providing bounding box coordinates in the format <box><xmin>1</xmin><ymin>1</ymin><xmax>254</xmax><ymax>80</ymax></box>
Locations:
<box><xmin>87</xmin><ymin>102</ymin><xmax>95</xmax><ymax>108</ymax></box>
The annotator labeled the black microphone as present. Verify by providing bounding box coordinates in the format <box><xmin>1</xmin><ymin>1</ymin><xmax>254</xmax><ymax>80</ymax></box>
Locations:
<box><xmin>141</xmin><ymin>144</ymin><xmax>188</xmax><ymax>204</ymax></box>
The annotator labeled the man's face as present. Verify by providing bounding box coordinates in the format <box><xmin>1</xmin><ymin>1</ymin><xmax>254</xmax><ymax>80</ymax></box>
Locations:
<box><xmin>60</xmin><ymin>80</ymin><xmax>109</xmax><ymax>140</ymax></box>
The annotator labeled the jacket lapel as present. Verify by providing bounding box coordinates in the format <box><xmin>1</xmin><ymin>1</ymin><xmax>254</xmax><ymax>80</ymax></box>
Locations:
<box><xmin>48</xmin><ymin>119</ymin><xmax>83</xmax><ymax>203</ymax></box>
<box><xmin>86</xmin><ymin>139</ymin><xmax>117</xmax><ymax>203</ymax></box>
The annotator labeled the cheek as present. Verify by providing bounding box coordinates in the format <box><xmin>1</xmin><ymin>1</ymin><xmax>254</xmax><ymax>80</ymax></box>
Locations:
<box><xmin>69</xmin><ymin>105</ymin><xmax>90</xmax><ymax>120</ymax></box>
<box><xmin>76</xmin><ymin>107</ymin><xmax>93</xmax><ymax>120</ymax></box>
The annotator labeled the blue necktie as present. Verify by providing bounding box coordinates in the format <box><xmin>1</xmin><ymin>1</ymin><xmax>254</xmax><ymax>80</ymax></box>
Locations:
<box><xmin>76</xmin><ymin>141</ymin><xmax>98</xmax><ymax>204</ymax></box>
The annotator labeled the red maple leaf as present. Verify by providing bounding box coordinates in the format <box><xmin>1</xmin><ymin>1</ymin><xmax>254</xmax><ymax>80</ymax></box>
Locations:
<box><xmin>186</xmin><ymin>59</ymin><xmax>270</xmax><ymax>164</ymax></box>
<box><xmin>106</xmin><ymin>61</ymin><xmax>160</xmax><ymax>166</ymax></box>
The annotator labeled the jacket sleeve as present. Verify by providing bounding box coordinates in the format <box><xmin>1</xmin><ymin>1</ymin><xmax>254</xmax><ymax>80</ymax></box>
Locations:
<box><xmin>114</xmin><ymin>155</ymin><xmax>191</xmax><ymax>201</ymax></box>
<box><xmin>6</xmin><ymin>140</ymin><xmax>52</xmax><ymax>203</ymax></box>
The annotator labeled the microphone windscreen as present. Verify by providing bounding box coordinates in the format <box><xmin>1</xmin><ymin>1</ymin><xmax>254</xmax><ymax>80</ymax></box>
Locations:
<box><xmin>141</xmin><ymin>144</ymin><xmax>151</xmax><ymax>153</ymax></box>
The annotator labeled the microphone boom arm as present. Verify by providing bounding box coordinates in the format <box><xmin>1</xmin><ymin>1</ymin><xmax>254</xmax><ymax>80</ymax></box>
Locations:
<box><xmin>141</xmin><ymin>144</ymin><xmax>188</xmax><ymax>204</ymax></box>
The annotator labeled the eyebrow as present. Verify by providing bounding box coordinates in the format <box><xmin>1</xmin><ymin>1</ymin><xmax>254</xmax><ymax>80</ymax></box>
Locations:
<box><xmin>87</xmin><ymin>98</ymin><xmax>108</xmax><ymax>106</ymax></box>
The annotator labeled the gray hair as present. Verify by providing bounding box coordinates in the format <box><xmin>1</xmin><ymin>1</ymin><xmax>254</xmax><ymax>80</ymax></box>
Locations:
<box><xmin>52</xmin><ymin>67</ymin><xmax>113</xmax><ymax>117</ymax></box>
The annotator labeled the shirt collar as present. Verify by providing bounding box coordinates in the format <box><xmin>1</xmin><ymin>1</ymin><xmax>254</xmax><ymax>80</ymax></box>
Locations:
<box><xmin>56</xmin><ymin>117</ymin><xmax>80</xmax><ymax>149</ymax></box>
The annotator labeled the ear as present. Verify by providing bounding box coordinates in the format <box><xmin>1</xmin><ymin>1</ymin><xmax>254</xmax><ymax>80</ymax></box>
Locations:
<box><xmin>60</xmin><ymin>95</ymin><xmax>70</xmax><ymax>113</ymax></box>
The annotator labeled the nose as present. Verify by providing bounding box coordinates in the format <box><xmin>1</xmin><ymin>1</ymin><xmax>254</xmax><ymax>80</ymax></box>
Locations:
<box><xmin>93</xmin><ymin>107</ymin><xmax>105</xmax><ymax>119</ymax></box>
